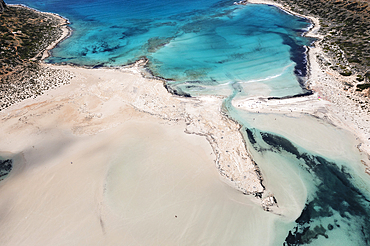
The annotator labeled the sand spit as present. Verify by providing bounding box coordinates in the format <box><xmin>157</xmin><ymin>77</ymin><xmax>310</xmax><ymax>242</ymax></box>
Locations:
<box><xmin>120</xmin><ymin>63</ymin><xmax>265</xmax><ymax>196</ymax></box>
<box><xmin>0</xmin><ymin>62</ymin><xmax>267</xmax><ymax>200</ymax></box>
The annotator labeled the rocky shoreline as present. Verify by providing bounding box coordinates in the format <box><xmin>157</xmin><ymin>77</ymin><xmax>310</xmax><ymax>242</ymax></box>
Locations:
<box><xmin>259</xmin><ymin>0</ymin><xmax>370</xmax><ymax>113</ymax></box>
<box><xmin>0</xmin><ymin>0</ymin><xmax>6</xmax><ymax>12</ymax></box>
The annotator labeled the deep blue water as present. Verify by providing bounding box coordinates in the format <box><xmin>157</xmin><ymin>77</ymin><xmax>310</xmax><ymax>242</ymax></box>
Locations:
<box><xmin>6</xmin><ymin>0</ymin><xmax>370</xmax><ymax>245</ymax></box>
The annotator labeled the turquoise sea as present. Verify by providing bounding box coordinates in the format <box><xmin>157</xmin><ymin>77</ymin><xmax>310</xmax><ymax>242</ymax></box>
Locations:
<box><xmin>6</xmin><ymin>0</ymin><xmax>370</xmax><ymax>245</ymax></box>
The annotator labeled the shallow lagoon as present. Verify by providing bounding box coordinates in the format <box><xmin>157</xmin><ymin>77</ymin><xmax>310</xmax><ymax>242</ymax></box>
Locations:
<box><xmin>10</xmin><ymin>0</ymin><xmax>312</xmax><ymax>98</ymax></box>
<box><xmin>5</xmin><ymin>0</ymin><xmax>370</xmax><ymax>244</ymax></box>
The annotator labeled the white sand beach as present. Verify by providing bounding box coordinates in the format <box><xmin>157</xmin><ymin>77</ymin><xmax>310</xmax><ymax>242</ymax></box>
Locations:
<box><xmin>0</xmin><ymin>65</ymin><xmax>290</xmax><ymax>245</ymax></box>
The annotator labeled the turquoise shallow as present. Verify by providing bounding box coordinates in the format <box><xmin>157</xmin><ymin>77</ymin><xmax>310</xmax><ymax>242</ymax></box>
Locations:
<box><xmin>10</xmin><ymin>0</ymin><xmax>313</xmax><ymax>98</ymax></box>
<box><xmin>6</xmin><ymin>0</ymin><xmax>370</xmax><ymax>245</ymax></box>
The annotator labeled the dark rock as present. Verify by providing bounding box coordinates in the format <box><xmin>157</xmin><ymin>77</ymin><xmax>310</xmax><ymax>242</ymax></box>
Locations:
<box><xmin>0</xmin><ymin>0</ymin><xmax>6</xmax><ymax>13</ymax></box>
<box><xmin>268</xmin><ymin>90</ymin><xmax>314</xmax><ymax>100</ymax></box>
<box><xmin>245</xmin><ymin>128</ymin><xmax>257</xmax><ymax>145</ymax></box>
<box><xmin>365</xmin><ymin>71</ymin><xmax>370</xmax><ymax>80</ymax></box>
<box><xmin>163</xmin><ymin>83</ymin><xmax>191</xmax><ymax>97</ymax></box>
<box><xmin>0</xmin><ymin>159</ymin><xmax>12</xmax><ymax>179</ymax></box>
<box><xmin>356</xmin><ymin>83</ymin><xmax>370</xmax><ymax>92</ymax></box>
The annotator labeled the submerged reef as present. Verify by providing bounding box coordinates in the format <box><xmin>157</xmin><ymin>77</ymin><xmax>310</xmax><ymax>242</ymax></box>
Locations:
<box><xmin>246</xmin><ymin>129</ymin><xmax>370</xmax><ymax>245</ymax></box>
<box><xmin>0</xmin><ymin>159</ymin><xmax>12</xmax><ymax>180</ymax></box>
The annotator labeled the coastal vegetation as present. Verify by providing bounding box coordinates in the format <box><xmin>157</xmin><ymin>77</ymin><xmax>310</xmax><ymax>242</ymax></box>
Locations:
<box><xmin>0</xmin><ymin>2</ymin><xmax>73</xmax><ymax>111</ymax></box>
<box><xmin>0</xmin><ymin>0</ymin><xmax>6</xmax><ymax>13</ymax></box>
<box><xmin>272</xmin><ymin>0</ymin><xmax>370</xmax><ymax>82</ymax></box>
<box><xmin>0</xmin><ymin>4</ymin><xmax>62</xmax><ymax>75</ymax></box>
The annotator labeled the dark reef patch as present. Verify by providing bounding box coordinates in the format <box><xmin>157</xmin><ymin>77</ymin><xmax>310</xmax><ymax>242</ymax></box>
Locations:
<box><xmin>246</xmin><ymin>128</ymin><xmax>257</xmax><ymax>145</ymax></box>
<box><xmin>0</xmin><ymin>159</ymin><xmax>12</xmax><ymax>180</ymax></box>
<box><xmin>250</xmin><ymin>131</ymin><xmax>370</xmax><ymax>245</ymax></box>
<box><xmin>163</xmin><ymin>83</ymin><xmax>191</xmax><ymax>97</ymax></box>
<box><xmin>280</xmin><ymin>33</ymin><xmax>307</xmax><ymax>81</ymax></box>
<box><xmin>267</xmin><ymin>90</ymin><xmax>313</xmax><ymax>100</ymax></box>
<box><xmin>260</xmin><ymin>132</ymin><xmax>300</xmax><ymax>157</ymax></box>
<box><xmin>91</xmin><ymin>41</ymin><xmax>121</xmax><ymax>54</ymax></box>
<box><xmin>120</xmin><ymin>26</ymin><xmax>150</xmax><ymax>39</ymax></box>
<box><xmin>274</xmin><ymin>31</ymin><xmax>314</xmax><ymax>88</ymax></box>
<box><xmin>143</xmin><ymin>36</ymin><xmax>173</xmax><ymax>53</ymax></box>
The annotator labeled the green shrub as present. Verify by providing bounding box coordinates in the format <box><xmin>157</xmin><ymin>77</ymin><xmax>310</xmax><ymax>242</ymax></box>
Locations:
<box><xmin>340</xmin><ymin>70</ymin><xmax>352</xmax><ymax>76</ymax></box>
<box><xmin>356</xmin><ymin>83</ymin><xmax>370</xmax><ymax>91</ymax></box>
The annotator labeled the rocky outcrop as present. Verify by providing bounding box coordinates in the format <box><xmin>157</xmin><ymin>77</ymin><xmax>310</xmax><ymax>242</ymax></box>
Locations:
<box><xmin>0</xmin><ymin>0</ymin><xmax>6</xmax><ymax>13</ymax></box>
